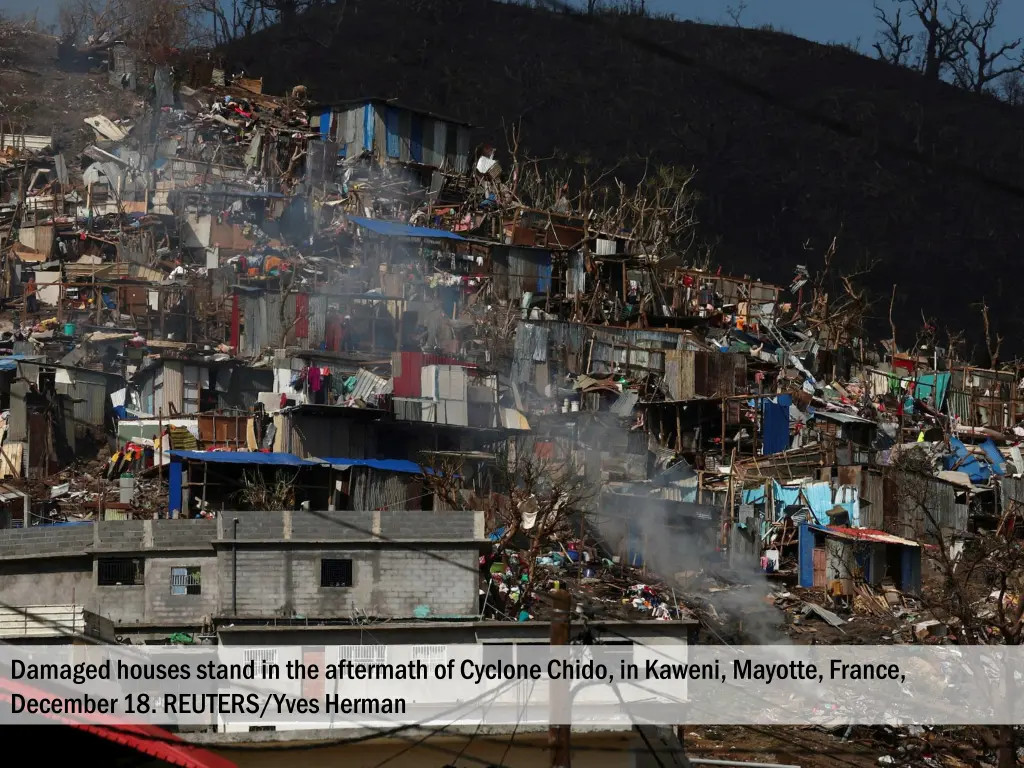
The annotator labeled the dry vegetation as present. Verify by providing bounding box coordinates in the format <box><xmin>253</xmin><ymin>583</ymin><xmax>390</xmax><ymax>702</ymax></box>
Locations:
<box><xmin>214</xmin><ymin>0</ymin><xmax>1024</xmax><ymax>358</ymax></box>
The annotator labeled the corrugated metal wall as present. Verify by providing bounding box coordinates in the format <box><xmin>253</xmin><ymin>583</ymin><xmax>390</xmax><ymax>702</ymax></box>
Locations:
<box><xmin>664</xmin><ymin>350</ymin><xmax>695</xmax><ymax>400</ymax></box>
<box><xmin>242</xmin><ymin>293</ymin><xmax>267</xmax><ymax>356</ymax></box>
<box><xmin>32</xmin><ymin>224</ymin><xmax>55</xmax><ymax>260</ymax></box>
<box><xmin>57</xmin><ymin>368</ymin><xmax>109</xmax><ymax>427</ymax></box>
<box><xmin>492</xmin><ymin>247</ymin><xmax>553</xmax><ymax>300</ymax></box>
<box><xmin>433</xmin><ymin>121</ymin><xmax>448</xmax><ymax>169</ymax></box>
<box><xmin>393</xmin><ymin>351</ymin><xmax>470</xmax><ymax>397</ymax></box>
<box><xmin>659</xmin><ymin>350</ymin><xmax>745</xmax><ymax>399</ymax></box>
<box><xmin>455</xmin><ymin>127</ymin><xmax>471</xmax><ymax>174</ymax></box>
<box><xmin>422</xmin><ymin>118</ymin><xmax>441</xmax><ymax>168</ymax></box>
<box><xmin>891</xmin><ymin>471</ymin><xmax>966</xmax><ymax>538</ymax></box>
<box><xmin>163</xmin><ymin>361</ymin><xmax>184</xmax><ymax>415</ymax></box>
<box><xmin>8</xmin><ymin>380</ymin><xmax>27</xmax><ymax>442</ymax></box>
<box><xmin>373</xmin><ymin>106</ymin><xmax>387</xmax><ymax>160</ymax></box>
<box><xmin>858</xmin><ymin>469</ymin><xmax>886</xmax><ymax>530</ymax></box>
<box><xmin>287</xmin><ymin>413</ymin><xmax>378</xmax><ymax>459</ymax></box>
<box><xmin>349</xmin><ymin>467</ymin><xmax>409</xmax><ymax>510</ymax></box>
<box><xmin>385</xmin><ymin>107</ymin><xmax>401</xmax><ymax>159</ymax></box>
<box><xmin>513</xmin><ymin>321</ymin><xmax>705</xmax><ymax>383</ymax></box>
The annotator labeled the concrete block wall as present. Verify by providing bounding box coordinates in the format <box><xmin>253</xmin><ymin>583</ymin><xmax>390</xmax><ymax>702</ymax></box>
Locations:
<box><xmin>144</xmin><ymin>556</ymin><xmax>219</xmax><ymax>625</ymax></box>
<box><xmin>221</xmin><ymin>510</ymin><xmax>483</xmax><ymax>542</ymax></box>
<box><xmin>378</xmin><ymin>509</ymin><xmax>481</xmax><ymax>539</ymax></box>
<box><xmin>95</xmin><ymin>520</ymin><xmax>146</xmax><ymax>551</ymax></box>
<box><xmin>227</xmin><ymin>511</ymin><xmax>286</xmax><ymax>540</ymax></box>
<box><xmin>0</xmin><ymin>525</ymin><xmax>94</xmax><ymax>558</ymax></box>
<box><xmin>152</xmin><ymin>519</ymin><xmax>217</xmax><ymax>549</ymax></box>
<box><xmin>220</xmin><ymin>547</ymin><xmax>480</xmax><ymax>619</ymax></box>
<box><xmin>290</xmin><ymin>510</ymin><xmax>374</xmax><ymax>541</ymax></box>
<box><xmin>0</xmin><ymin>557</ymin><xmax>93</xmax><ymax>615</ymax></box>
<box><xmin>0</xmin><ymin>511</ymin><xmax>487</xmax><ymax>628</ymax></box>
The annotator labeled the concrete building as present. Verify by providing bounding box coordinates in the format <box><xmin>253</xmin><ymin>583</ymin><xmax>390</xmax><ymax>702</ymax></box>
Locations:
<box><xmin>0</xmin><ymin>510</ymin><xmax>486</xmax><ymax>639</ymax></box>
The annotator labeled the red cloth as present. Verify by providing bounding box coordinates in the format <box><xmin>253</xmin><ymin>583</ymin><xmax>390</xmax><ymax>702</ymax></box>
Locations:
<box><xmin>325</xmin><ymin>314</ymin><xmax>342</xmax><ymax>352</ymax></box>
<box><xmin>294</xmin><ymin>293</ymin><xmax>309</xmax><ymax>338</ymax></box>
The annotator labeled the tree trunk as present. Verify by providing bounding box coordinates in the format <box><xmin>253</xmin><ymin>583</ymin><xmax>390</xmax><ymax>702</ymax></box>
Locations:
<box><xmin>995</xmin><ymin>724</ymin><xmax>1015</xmax><ymax>768</ymax></box>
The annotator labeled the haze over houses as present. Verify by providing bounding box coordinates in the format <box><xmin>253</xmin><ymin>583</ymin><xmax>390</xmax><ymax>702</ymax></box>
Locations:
<box><xmin>0</xmin><ymin>19</ymin><xmax>1022</xmax><ymax>767</ymax></box>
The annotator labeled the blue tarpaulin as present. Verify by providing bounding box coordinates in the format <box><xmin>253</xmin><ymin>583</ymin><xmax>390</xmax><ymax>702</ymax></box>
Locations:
<box><xmin>385</xmin><ymin>107</ymin><xmax>401</xmax><ymax>158</ymax></box>
<box><xmin>322</xmin><ymin>457</ymin><xmax>434</xmax><ymax>475</ymax></box>
<box><xmin>348</xmin><ymin>215</ymin><xmax>467</xmax><ymax>241</ymax></box>
<box><xmin>944</xmin><ymin>438</ymin><xmax>991</xmax><ymax>484</ymax></box>
<box><xmin>762</xmin><ymin>394</ymin><xmax>792</xmax><ymax>455</ymax></box>
<box><xmin>168</xmin><ymin>451</ymin><xmax>319</xmax><ymax>467</ymax></box>
<box><xmin>980</xmin><ymin>439</ymin><xmax>1007</xmax><ymax>476</ymax></box>
<box><xmin>363</xmin><ymin>104</ymin><xmax>374</xmax><ymax>151</ymax></box>
<box><xmin>410</xmin><ymin>114</ymin><xmax>424</xmax><ymax>163</ymax></box>
<box><xmin>0</xmin><ymin>354</ymin><xmax>27</xmax><ymax>371</ymax></box>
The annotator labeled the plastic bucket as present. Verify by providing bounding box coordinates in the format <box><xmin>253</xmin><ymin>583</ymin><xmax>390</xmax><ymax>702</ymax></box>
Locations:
<box><xmin>63</xmin><ymin>323</ymin><xmax>75</xmax><ymax>336</ymax></box>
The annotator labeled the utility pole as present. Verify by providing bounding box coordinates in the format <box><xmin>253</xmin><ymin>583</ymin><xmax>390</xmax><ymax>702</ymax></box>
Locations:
<box><xmin>549</xmin><ymin>589</ymin><xmax>571</xmax><ymax>768</ymax></box>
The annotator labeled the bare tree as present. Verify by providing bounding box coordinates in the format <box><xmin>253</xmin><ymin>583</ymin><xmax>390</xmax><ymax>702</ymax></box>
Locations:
<box><xmin>874</xmin><ymin>1</ymin><xmax>966</xmax><ymax>79</ymax></box>
<box><xmin>194</xmin><ymin>0</ymin><xmax>274</xmax><ymax>45</ymax></box>
<box><xmin>978</xmin><ymin>297</ymin><xmax>1003</xmax><ymax>369</ymax></box>
<box><xmin>888</xmin><ymin>450</ymin><xmax>1023</xmax><ymax>768</ymax></box>
<box><xmin>905</xmin><ymin>0</ymin><xmax>968</xmax><ymax>79</ymax></box>
<box><xmin>999</xmin><ymin>70</ymin><xmax>1024</xmax><ymax>105</ymax></box>
<box><xmin>422</xmin><ymin>440</ymin><xmax>594</xmax><ymax>608</ymax></box>
<box><xmin>725</xmin><ymin>1</ymin><xmax>747</xmax><ymax>28</ymax></box>
<box><xmin>873</xmin><ymin>1</ymin><xmax>914</xmax><ymax>65</ymax></box>
<box><xmin>58</xmin><ymin>0</ymin><xmax>205</xmax><ymax>53</ymax></box>
<box><xmin>952</xmin><ymin>0</ymin><xmax>1024</xmax><ymax>94</ymax></box>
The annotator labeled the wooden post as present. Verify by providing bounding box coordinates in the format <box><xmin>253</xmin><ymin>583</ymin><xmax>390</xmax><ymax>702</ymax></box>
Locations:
<box><xmin>158</xmin><ymin>409</ymin><xmax>164</xmax><ymax>482</ymax></box>
<box><xmin>549</xmin><ymin>589</ymin><xmax>571</xmax><ymax>768</ymax></box>
<box><xmin>201</xmin><ymin>461</ymin><xmax>208</xmax><ymax>512</ymax></box>
<box><xmin>720</xmin><ymin>396</ymin><xmax>727</xmax><ymax>460</ymax></box>
<box><xmin>675</xmin><ymin>404</ymin><xmax>682</xmax><ymax>453</ymax></box>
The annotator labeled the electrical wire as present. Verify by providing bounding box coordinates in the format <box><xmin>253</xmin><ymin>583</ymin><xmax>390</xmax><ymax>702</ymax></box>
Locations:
<box><xmin>367</xmin><ymin>672</ymin><xmax>509</xmax><ymax>768</ymax></box>
<box><xmin>0</xmin><ymin>510</ymin><xmax>887</xmax><ymax>761</ymax></box>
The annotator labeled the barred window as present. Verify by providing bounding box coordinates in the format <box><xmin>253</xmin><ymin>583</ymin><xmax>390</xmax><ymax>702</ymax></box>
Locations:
<box><xmin>412</xmin><ymin>645</ymin><xmax>447</xmax><ymax>667</ymax></box>
<box><xmin>338</xmin><ymin>645</ymin><xmax>387</xmax><ymax>668</ymax></box>
<box><xmin>170</xmin><ymin>566</ymin><xmax>201</xmax><ymax>596</ymax></box>
<box><xmin>98</xmin><ymin>558</ymin><xmax>143</xmax><ymax>586</ymax></box>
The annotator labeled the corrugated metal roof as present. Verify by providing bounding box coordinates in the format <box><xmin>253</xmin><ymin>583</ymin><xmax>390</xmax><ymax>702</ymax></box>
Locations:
<box><xmin>808</xmin><ymin>523</ymin><xmax>920</xmax><ymax>547</ymax></box>
<box><xmin>349</xmin><ymin>215</ymin><xmax>466</xmax><ymax>241</ymax></box>
<box><xmin>610</xmin><ymin>390</ymin><xmax>640</xmax><ymax>416</ymax></box>
<box><xmin>0</xmin><ymin>355</ymin><xmax>27</xmax><ymax>372</ymax></box>
<box><xmin>351</xmin><ymin>368</ymin><xmax>389</xmax><ymax>402</ymax></box>
<box><xmin>0</xmin><ymin>134</ymin><xmax>51</xmax><ymax>152</ymax></box>
<box><xmin>169</xmin><ymin>451</ymin><xmax>318</xmax><ymax>466</ymax></box>
<box><xmin>813</xmin><ymin>410</ymin><xmax>875</xmax><ymax>425</ymax></box>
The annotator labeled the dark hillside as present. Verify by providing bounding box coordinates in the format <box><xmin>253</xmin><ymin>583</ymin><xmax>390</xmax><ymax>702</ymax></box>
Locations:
<box><xmin>225</xmin><ymin>0</ymin><xmax>1024</xmax><ymax>355</ymax></box>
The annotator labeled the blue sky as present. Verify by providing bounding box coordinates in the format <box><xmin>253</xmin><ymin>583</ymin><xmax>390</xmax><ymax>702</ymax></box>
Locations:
<box><xmin>649</xmin><ymin>0</ymin><xmax>1024</xmax><ymax>54</ymax></box>
<box><xmin>6</xmin><ymin>0</ymin><xmax>1024</xmax><ymax>55</ymax></box>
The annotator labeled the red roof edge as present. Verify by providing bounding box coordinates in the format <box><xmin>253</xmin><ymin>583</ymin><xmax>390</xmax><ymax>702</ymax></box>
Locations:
<box><xmin>0</xmin><ymin>677</ymin><xmax>236</xmax><ymax>768</ymax></box>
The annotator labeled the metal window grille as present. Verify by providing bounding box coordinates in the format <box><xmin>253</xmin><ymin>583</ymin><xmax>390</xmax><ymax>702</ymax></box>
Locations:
<box><xmin>320</xmin><ymin>559</ymin><xmax>353</xmax><ymax>587</ymax></box>
<box><xmin>244</xmin><ymin>649</ymin><xmax>279</xmax><ymax>679</ymax></box>
<box><xmin>97</xmin><ymin>558</ymin><xmax>144</xmax><ymax>586</ymax></box>
<box><xmin>412</xmin><ymin>645</ymin><xmax>447</xmax><ymax>667</ymax></box>
<box><xmin>170</xmin><ymin>566</ymin><xmax>201</xmax><ymax>595</ymax></box>
<box><xmin>338</xmin><ymin>645</ymin><xmax>387</xmax><ymax>668</ymax></box>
